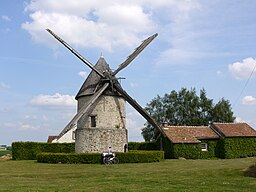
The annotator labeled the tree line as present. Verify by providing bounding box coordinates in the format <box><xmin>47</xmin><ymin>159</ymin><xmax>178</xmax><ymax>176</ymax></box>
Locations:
<box><xmin>142</xmin><ymin>88</ymin><xmax>235</xmax><ymax>141</ymax></box>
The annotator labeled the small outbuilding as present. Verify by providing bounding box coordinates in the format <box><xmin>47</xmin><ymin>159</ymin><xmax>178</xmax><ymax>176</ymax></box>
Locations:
<box><xmin>159</xmin><ymin>122</ymin><xmax>256</xmax><ymax>159</ymax></box>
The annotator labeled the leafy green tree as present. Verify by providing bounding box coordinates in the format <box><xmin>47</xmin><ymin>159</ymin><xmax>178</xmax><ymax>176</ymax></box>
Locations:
<box><xmin>142</xmin><ymin>88</ymin><xmax>235</xmax><ymax>141</ymax></box>
<box><xmin>211</xmin><ymin>98</ymin><xmax>235</xmax><ymax>123</ymax></box>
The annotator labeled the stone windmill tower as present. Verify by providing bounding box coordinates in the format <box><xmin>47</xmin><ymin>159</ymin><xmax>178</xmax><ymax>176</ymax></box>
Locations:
<box><xmin>75</xmin><ymin>56</ymin><xmax>127</xmax><ymax>152</ymax></box>
<box><xmin>47</xmin><ymin>29</ymin><xmax>165</xmax><ymax>153</ymax></box>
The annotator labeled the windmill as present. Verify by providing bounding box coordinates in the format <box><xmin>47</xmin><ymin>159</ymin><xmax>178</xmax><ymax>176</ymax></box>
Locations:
<box><xmin>46</xmin><ymin>29</ymin><xmax>164</xmax><ymax>153</ymax></box>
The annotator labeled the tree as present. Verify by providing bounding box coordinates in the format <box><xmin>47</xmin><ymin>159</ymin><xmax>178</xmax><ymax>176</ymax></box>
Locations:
<box><xmin>211</xmin><ymin>98</ymin><xmax>235</xmax><ymax>123</ymax></box>
<box><xmin>142</xmin><ymin>88</ymin><xmax>235</xmax><ymax>141</ymax></box>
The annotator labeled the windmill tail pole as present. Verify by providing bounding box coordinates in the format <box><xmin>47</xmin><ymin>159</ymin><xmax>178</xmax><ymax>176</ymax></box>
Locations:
<box><xmin>113</xmin><ymin>82</ymin><xmax>166</xmax><ymax>138</ymax></box>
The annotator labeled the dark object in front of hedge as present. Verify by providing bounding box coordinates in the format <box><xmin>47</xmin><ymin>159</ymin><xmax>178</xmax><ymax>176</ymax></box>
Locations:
<box><xmin>243</xmin><ymin>164</ymin><xmax>256</xmax><ymax>178</ymax></box>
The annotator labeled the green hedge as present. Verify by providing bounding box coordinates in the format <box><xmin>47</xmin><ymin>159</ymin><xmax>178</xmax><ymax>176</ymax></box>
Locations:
<box><xmin>221</xmin><ymin>137</ymin><xmax>256</xmax><ymax>159</ymax></box>
<box><xmin>128</xmin><ymin>142</ymin><xmax>158</xmax><ymax>151</ymax></box>
<box><xmin>159</xmin><ymin>136</ymin><xmax>220</xmax><ymax>159</ymax></box>
<box><xmin>37</xmin><ymin>152</ymin><xmax>101</xmax><ymax>164</ymax></box>
<box><xmin>12</xmin><ymin>142</ymin><xmax>75</xmax><ymax>160</ymax></box>
<box><xmin>160</xmin><ymin>135</ymin><xmax>256</xmax><ymax>159</ymax></box>
<box><xmin>117</xmin><ymin>150</ymin><xmax>164</xmax><ymax>163</ymax></box>
<box><xmin>199</xmin><ymin>139</ymin><xmax>219</xmax><ymax>159</ymax></box>
<box><xmin>172</xmin><ymin>143</ymin><xmax>201</xmax><ymax>159</ymax></box>
<box><xmin>37</xmin><ymin>151</ymin><xmax>164</xmax><ymax>164</ymax></box>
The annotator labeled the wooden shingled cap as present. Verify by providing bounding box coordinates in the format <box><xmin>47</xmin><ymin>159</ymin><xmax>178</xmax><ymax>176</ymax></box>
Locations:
<box><xmin>75</xmin><ymin>56</ymin><xmax>121</xmax><ymax>99</ymax></box>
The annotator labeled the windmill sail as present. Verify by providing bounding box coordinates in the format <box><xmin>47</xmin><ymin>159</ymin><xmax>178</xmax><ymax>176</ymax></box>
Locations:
<box><xmin>57</xmin><ymin>82</ymin><xmax>109</xmax><ymax>139</ymax></box>
<box><xmin>46</xmin><ymin>29</ymin><xmax>105</xmax><ymax>78</ymax></box>
<box><xmin>112</xmin><ymin>33</ymin><xmax>158</xmax><ymax>76</ymax></box>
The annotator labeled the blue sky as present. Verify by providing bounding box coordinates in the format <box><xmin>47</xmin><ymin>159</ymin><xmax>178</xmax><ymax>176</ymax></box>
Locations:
<box><xmin>1</xmin><ymin>0</ymin><xmax>256</xmax><ymax>145</ymax></box>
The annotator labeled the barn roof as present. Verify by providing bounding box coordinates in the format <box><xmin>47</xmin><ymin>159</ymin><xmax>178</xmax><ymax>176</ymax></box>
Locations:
<box><xmin>163</xmin><ymin>126</ymin><xmax>220</xmax><ymax>144</ymax></box>
<box><xmin>212</xmin><ymin>123</ymin><xmax>256</xmax><ymax>137</ymax></box>
<box><xmin>47</xmin><ymin>135</ymin><xmax>58</xmax><ymax>143</ymax></box>
<box><xmin>75</xmin><ymin>57</ymin><xmax>120</xmax><ymax>99</ymax></box>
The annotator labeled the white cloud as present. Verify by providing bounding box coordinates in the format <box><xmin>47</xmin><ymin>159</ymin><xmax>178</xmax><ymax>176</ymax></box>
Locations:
<box><xmin>25</xmin><ymin>115</ymin><xmax>38</xmax><ymax>120</ymax></box>
<box><xmin>30</xmin><ymin>93</ymin><xmax>76</xmax><ymax>108</ymax></box>
<box><xmin>4</xmin><ymin>122</ymin><xmax>39</xmax><ymax>131</ymax></box>
<box><xmin>1</xmin><ymin>15</ymin><xmax>11</xmax><ymax>21</ymax></box>
<box><xmin>78</xmin><ymin>71</ymin><xmax>88</xmax><ymax>78</ymax></box>
<box><xmin>22</xmin><ymin>0</ymin><xmax>200</xmax><ymax>52</ymax></box>
<box><xmin>19</xmin><ymin>124</ymin><xmax>39</xmax><ymax>131</ymax></box>
<box><xmin>0</xmin><ymin>82</ymin><xmax>9</xmax><ymax>89</ymax></box>
<box><xmin>229</xmin><ymin>57</ymin><xmax>256</xmax><ymax>80</ymax></box>
<box><xmin>242</xmin><ymin>95</ymin><xmax>256</xmax><ymax>105</ymax></box>
<box><xmin>22</xmin><ymin>1</ymin><xmax>155</xmax><ymax>51</ymax></box>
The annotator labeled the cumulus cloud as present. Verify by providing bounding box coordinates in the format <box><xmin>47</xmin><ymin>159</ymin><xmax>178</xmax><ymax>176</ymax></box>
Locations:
<box><xmin>22</xmin><ymin>0</ymin><xmax>157</xmax><ymax>51</ymax></box>
<box><xmin>22</xmin><ymin>0</ymin><xmax>200</xmax><ymax>52</ymax></box>
<box><xmin>30</xmin><ymin>93</ymin><xmax>76</xmax><ymax>108</ymax></box>
<box><xmin>229</xmin><ymin>57</ymin><xmax>256</xmax><ymax>80</ymax></box>
<box><xmin>78</xmin><ymin>71</ymin><xmax>88</xmax><ymax>78</ymax></box>
<box><xmin>242</xmin><ymin>96</ymin><xmax>256</xmax><ymax>105</ymax></box>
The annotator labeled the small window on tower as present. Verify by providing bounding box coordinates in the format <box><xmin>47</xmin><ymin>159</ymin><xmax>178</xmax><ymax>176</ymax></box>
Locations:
<box><xmin>90</xmin><ymin>115</ymin><xmax>96</xmax><ymax>127</ymax></box>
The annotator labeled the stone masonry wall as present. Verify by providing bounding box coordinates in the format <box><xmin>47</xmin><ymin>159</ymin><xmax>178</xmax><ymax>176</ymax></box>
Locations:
<box><xmin>75</xmin><ymin>128</ymin><xmax>128</xmax><ymax>153</ymax></box>
<box><xmin>75</xmin><ymin>94</ymin><xmax>128</xmax><ymax>153</ymax></box>
<box><xmin>77</xmin><ymin>95</ymin><xmax>126</xmax><ymax>129</ymax></box>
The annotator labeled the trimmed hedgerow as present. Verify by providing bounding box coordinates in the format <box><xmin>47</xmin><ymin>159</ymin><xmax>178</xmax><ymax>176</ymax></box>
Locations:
<box><xmin>158</xmin><ymin>136</ymin><xmax>220</xmax><ymax>159</ymax></box>
<box><xmin>172</xmin><ymin>143</ymin><xmax>201</xmax><ymax>159</ymax></box>
<box><xmin>37</xmin><ymin>150</ymin><xmax>164</xmax><ymax>164</ymax></box>
<box><xmin>37</xmin><ymin>152</ymin><xmax>101</xmax><ymax>164</ymax></box>
<box><xmin>12</xmin><ymin>142</ymin><xmax>75</xmax><ymax>160</ymax></box>
<box><xmin>117</xmin><ymin>150</ymin><xmax>164</xmax><ymax>163</ymax></box>
<box><xmin>221</xmin><ymin>137</ymin><xmax>256</xmax><ymax>159</ymax></box>
<box><xmin>128</xmin><ymin>142</ymin><xmax>158</xmax><ymax>151</ymax></box>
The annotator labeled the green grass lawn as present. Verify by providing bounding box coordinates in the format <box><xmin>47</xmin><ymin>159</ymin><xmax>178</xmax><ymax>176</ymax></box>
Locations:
<box><xmin>0</xmin><ymin>158</ymin><xmax>256</xmax><ymax>192</ymax></box>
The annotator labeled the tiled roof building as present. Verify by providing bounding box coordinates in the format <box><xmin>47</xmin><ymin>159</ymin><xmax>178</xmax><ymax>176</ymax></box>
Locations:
<box><xmin>160</xmin><ymin>122</ymin><xmax>256</xmax><ymax>159</ymax></box>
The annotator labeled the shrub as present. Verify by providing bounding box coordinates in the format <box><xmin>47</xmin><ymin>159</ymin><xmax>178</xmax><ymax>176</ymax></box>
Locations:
<box><xmin>222</xmin><ymin>138</ymin><xmax>256</xmax><ymax>159</ymax></box>
<box><xmin>37</xmin><ymin>153</ymin><xmax>101</xmax><ymax>164</ymax></box>
<box><xmin>12</xmin><ymin>142</ymin><xmax>75</xmax><ymax>160</ymax></box>
<box><xmin>172</xmin><ymin>143</ymin><xmax>201</xmax><ymax>159</ymax></box>
<box><xmin>117</xmin><ymin>150</ymin><xmax>164</xmax><ymax>163</ymax></box>
<box><xmin>244</xmin><ymin>163</ymin><xmax>256</xmax><ymax>178</ymax></box>
<box><xmin>128</xmin><ymin>142</ymin><xmax>158</xmax><ymax>151</ymax></box>
<box><xmin>37</xmin><ymin>150</ymin><xmax>164</xmax><ymax>164</ymax></box>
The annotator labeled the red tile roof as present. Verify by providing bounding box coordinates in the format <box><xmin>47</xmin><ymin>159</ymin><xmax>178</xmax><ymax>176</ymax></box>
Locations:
<box><xmin>163</xmin><ymin>126</ymin><xmax>220</xmax><ymax>143</ymax></box>
<box><xmin>47</xmin><ymin>135</ymin><xmax>58</xmax><ymax>143</ymax></box>
<box><xmin>212</xmin><ymin>123</ymin><xmax>256</xmax><ymax>137</ymax></box>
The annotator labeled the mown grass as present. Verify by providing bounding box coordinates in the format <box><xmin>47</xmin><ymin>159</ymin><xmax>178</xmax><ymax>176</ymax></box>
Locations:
<box><xmin>0</xmin><ymin>158</ymin><xmax>256</xmax><ymax>191</ymax></box>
